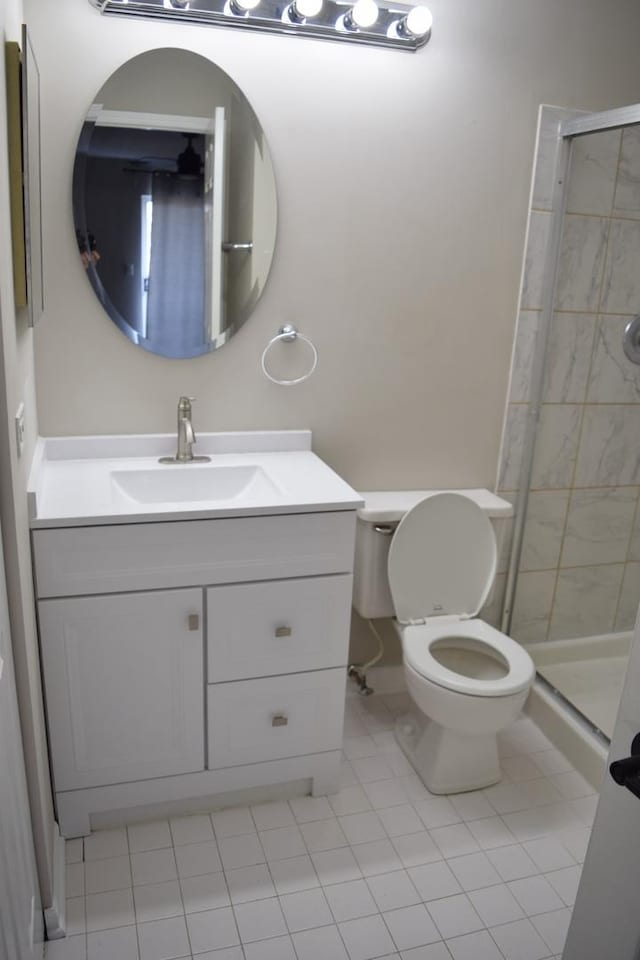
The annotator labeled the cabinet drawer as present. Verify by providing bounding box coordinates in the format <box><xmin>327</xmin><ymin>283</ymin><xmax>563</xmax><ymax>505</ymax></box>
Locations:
<box><xmin>207</xmin><ymin>575</ymin><xmax>352</xmax><ymax>682</ymax></box>
<box><xmin>33</xmin><ymin>512</ymin><xmax>356</xmax><ymax>598</ymax></box>
<box><xmin>208</xmin><ymin>669</ymin><xmax>346</xmax><ymax>769</ymax></box>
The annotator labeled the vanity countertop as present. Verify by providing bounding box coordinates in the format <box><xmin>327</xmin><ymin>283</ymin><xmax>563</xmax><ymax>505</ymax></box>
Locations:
<box><xmin>28</xmin><ymin>431</ymin><xmax>364</xmax><ymax>528</ymax></box>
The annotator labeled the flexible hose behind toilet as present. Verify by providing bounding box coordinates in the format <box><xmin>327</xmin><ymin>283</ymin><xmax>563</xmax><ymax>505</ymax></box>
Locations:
<box><xmin>347</xmin><ymin>619</ymin><xmax>384</xmax><ymax>695</ymax></box>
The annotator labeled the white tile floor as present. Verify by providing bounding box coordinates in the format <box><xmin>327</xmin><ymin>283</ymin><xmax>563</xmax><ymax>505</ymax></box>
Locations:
<box><xmin>48</xmin><ymin>692</ymin><xmax>597</xmax><ymax>960</ymax></box>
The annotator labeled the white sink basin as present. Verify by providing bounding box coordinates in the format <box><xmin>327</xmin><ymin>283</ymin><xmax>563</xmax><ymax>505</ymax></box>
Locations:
<box><xmin>111</xmin><ymin>464</ymin><xmax>281</xmax><ymax>504</ymax></box>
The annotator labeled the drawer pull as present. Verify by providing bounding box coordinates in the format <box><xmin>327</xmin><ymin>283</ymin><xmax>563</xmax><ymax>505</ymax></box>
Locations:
<box><xmin>274</xmin><ymin>625</ymin><xmax>292</xmax><ymax>638</ymax></box>
<box><xmin>187</xmin><ymin>614</ymin><xmax>200</xmax><ymax>631</ymax></box>
<box><xmin>271</xmin><ymin>713</ymin><xmax>289</xmax><ymax>727</ymax></box>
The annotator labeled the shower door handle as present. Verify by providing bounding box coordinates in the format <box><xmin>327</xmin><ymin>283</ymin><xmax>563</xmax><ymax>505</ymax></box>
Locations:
<box><xmin>610</xmin><ymin>732</ymin><xmax>640</xmax><ymax>800</ymax></box>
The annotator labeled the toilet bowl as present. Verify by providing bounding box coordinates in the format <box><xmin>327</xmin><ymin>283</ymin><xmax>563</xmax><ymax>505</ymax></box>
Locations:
<box><xmin>353</xmin><ymin>490</ymin><xmax>535</xmax><ymax>794</ymax></box>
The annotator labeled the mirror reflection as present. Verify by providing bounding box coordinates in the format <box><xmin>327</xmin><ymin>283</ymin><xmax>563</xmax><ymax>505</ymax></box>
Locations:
<box><xmin>73</xmin><ymin>49</ymin><xmax>277</xmax><ymax>359</ymax></box>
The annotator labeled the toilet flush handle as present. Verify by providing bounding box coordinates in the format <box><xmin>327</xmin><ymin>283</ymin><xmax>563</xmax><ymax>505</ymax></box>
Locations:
<box><xmin>374</xmin><ymin>525</ymin><xmax>395</xmax><ymax>535</ymax></box>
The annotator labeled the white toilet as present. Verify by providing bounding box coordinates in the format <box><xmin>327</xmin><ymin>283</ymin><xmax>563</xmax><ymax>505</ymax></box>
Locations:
<box><xmin>353</xmin><ymin>490</ymin><xmax>535</xmax><ymax>794</ymax></box>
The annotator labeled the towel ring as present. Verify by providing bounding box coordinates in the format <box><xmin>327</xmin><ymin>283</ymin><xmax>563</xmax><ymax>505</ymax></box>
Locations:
<box><xmin>261</xmin><ymin>324</ymin><xmax>318</xmax><ymax>386</ymax></box>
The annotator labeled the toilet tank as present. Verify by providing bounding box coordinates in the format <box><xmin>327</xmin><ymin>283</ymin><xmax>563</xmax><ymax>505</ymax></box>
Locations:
<box><xmin>352</xmin><ymin>489</ymin><xmax>514</xmax><ymax>620</ymax></box>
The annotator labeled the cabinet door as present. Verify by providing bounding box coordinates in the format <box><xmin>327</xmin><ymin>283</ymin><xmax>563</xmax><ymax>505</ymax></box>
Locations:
<box><xmin>39</xmin><ymin>589</ymin><xmax>204</xmax><ymax>791</ymax></box>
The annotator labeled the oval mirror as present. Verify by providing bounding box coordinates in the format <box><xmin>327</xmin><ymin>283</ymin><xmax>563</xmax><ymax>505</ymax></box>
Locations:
<box><xmin>73</xmin><ymin>49</ymin><xmax>277</xmax><ymax>359</ymax></box>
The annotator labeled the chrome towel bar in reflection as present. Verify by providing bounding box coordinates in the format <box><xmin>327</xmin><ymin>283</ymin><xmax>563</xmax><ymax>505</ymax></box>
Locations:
<box><xmin>261</xmin><ymin>324</ymin><xmax>318</xmax><ymax>386</ymax></box>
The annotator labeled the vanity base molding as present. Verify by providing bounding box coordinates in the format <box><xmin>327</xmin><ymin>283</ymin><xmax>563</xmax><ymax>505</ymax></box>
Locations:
<box><xmin>57</xmin><ymin>750</ymin><xmax>341</xmax><ymax>838</ymax></box>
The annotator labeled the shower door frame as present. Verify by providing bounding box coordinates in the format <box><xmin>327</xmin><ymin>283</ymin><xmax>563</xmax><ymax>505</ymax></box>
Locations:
<box><xmin>501</xmin><ymin>102</ymin><xmax>640</xmax><ymax>675</ymax></box>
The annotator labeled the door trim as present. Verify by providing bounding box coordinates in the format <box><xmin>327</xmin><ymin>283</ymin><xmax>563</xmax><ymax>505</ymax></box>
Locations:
<box><xmin>43</xmin><ymin>825</ymin><xmax>66</xmax><ymax>939</ymax></box>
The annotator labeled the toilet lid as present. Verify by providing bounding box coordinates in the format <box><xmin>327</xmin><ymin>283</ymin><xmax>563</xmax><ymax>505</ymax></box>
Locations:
<box><xmin>387</xmin><ymin>492</ymin><xmax>497</xmax><ymax>622</ymax></box>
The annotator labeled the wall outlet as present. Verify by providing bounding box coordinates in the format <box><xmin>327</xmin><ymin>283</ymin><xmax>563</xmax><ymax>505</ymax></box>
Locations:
<box><xmin>15</xmin><ymin>402</ymin><xmax>25</xmax><ymax>458</ymax></box>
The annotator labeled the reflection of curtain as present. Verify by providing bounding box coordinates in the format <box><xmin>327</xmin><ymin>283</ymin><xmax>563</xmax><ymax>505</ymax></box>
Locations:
<box><xmin>146</xmin><ymin>175</ymin><xmax>205</xmax><ymax>357</ymax></box>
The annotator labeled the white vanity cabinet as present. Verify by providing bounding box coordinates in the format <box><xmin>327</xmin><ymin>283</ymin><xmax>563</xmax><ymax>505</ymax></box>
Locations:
<box><xmin>32</xmin><ymin>509</ymin><xmax>356</xmax><ymax>837</ymax></box>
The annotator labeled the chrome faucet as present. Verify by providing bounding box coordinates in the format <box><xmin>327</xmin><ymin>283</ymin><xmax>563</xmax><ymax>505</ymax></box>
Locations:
<box><xmin>159</xmin><ymin>396</ymin><xmax>211</xmax><ymax>464</ymax></box>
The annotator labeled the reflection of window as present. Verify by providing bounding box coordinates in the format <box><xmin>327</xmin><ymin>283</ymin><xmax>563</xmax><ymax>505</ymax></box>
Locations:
<box><xmin>146</xmin><ymin>175</ymin><xmax>205</xmax><ymax>354</ymax></box>
<box><xmin>140</xmin><ymin>195</ymin><xmax>153</xmax><ymax>339</ymax></box>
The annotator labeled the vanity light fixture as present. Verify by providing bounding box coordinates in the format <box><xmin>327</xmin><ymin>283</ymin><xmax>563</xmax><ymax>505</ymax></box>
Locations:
<box><xmin>89</xmin><ymin>0</ymin><xmax>432</xmax><ymax>51</ymax></box>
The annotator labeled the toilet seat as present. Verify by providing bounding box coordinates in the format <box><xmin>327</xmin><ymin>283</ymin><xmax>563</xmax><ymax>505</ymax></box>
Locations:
<box><xmin>388</xmin><ymin>492</ymin><xmax>534</xmax><ymax>699</ymax></box>
<box><xmin>402</xmin><ymin>618</ymin><xmax>535</xmax><ymax>698</ymax></box>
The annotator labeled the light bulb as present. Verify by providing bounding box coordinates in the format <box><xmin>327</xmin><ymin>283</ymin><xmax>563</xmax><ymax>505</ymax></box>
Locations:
<box><xmin>292</xmin><ymin>0</ymin><xmax>323</xmax><ymax>18</ymax></box>
<box><xmin>229</xmin><ymin>0</ymin><xmax>260</xmax><ymax>12</ymax></box>
<box><xmin>350</xmin><ymin>0</ymin><xmax>378</xmax><ymax>28</ymax></box>
<box><xmin>404</xmin><ymin>5</ymin><xmax>432</xmax><ymax>37</ymax></box>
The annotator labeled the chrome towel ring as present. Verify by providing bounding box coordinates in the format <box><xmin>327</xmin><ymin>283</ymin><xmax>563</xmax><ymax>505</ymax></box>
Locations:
<box><xmin>261</xmin><ymin>324</ymin><xmax>318</xmax><ymax>386</ymax></box>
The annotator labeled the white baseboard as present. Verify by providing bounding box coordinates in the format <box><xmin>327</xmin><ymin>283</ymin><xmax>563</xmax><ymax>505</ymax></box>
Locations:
<box><xmin>43</xmin><ymin>823</ymin><xmax>66</xmax><ymax>940</ymax></box>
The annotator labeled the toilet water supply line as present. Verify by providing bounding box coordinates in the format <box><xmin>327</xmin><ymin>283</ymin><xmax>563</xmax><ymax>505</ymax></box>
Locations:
<box><xmin>348</xmin><ymin>619</ymin><xmax>384</xmax><ymax>695</ymax></box>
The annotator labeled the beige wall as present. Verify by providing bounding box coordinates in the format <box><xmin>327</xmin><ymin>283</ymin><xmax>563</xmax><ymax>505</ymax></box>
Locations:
<box><xmin>24</xmin><ymin>0</ymin><xmax>640</xmax><ymax>672</ymax></box>
<box><xmin>0</xmin><ymin>0</ymin><xmax>56</xmax><ymax>905</ymax></box>
<box><xmin>29</xmin><ymin>0</ymin><xmax>640</xmax><ymax>491</ymax></box>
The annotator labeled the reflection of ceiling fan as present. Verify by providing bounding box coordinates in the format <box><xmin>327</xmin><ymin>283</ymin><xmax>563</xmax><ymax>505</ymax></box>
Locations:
<box><xmin>122</xmin><ymin>133</ymin><xmax>204</xmax><ymax>177</ymax></box>
<box><xmin>177</xmin><ymin>134</ymin><xmax>203</xmax><ymax>177</ymax></box>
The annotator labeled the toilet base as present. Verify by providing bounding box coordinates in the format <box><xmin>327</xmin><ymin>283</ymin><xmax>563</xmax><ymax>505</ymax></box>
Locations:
<box><xmin>395</xmin><ymin>710</ymin><xmax>501</xmax><ymax>794</ymax></box>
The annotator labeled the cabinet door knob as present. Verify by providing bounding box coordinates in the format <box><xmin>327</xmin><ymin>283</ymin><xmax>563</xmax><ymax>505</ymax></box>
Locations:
<box><xmin>271</xmin><ymin>714</ymin><xmax>288</xmax><ymax>727</ymax></box>
<box><xmin>274</xmin><ymin>625</ymin><xmax>292</xmax><ymax>638</ymax></box>
<box><xmin>187</xmin><ymin>614</ymin><xmax>200</xmax><ymax>631</ymax></box>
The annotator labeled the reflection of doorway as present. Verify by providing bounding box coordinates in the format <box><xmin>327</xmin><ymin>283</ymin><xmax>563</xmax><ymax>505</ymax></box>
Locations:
<box><xmin>85</xmin><ymin>109</ymin><xmax>215</xmax><ymax>356</ymax></box>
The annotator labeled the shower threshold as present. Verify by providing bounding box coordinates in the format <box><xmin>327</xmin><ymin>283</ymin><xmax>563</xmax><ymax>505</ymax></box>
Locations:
<box><xmin>524</xmin><ymin>631</ymin><xmax>631</xmax><ymax>789</ymax></box>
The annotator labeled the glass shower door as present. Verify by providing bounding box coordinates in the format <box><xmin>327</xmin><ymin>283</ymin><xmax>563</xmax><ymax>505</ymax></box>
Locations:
<box><xmin>503</xmin><ymin>104</ymin><xmax>640</xmax><ymax>740</ymax></box>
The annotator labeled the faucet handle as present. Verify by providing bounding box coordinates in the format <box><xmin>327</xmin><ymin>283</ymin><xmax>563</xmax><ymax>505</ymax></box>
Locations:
<box><xmin>178</xmin><ymin>395</ymin><xmax>196</xmax><ymax>412</ymax></box>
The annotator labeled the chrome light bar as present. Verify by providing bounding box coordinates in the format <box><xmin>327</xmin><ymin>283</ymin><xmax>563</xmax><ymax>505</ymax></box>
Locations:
<box><xmin>88</xmin><ymin>0</ymin><xmax>433</xmax><ymax>52</ymax></box>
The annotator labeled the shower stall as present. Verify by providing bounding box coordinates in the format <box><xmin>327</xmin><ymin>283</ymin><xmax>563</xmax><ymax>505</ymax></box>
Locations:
<box><xmin>497</xmin><ymin>103</ymin><xmax>640</xmax><ymax>770</ymax></box>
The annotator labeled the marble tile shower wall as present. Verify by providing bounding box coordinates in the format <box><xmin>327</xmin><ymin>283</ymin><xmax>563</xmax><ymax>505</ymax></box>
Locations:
<box><xmin>497</xmin><ymin>106</ymin><xmax>640</xmax><ymax>645</ymax></box>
